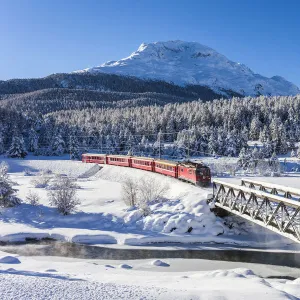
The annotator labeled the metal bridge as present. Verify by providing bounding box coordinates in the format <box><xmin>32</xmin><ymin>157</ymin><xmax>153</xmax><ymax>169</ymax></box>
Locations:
<box><xmin>211</xmin><ymin>179</ymin><xmax>300</xmax><ymax>243</ymax></box>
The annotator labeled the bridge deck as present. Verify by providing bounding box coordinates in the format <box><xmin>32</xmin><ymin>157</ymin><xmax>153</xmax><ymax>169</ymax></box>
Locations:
<box><xmin>241</xmin><ymin>178</ymin><xmax>300</xmax><ymax>198</ymax></box>
<box><xmin>213</xmin><ymin>180</ymin><xmax>300</xmax><ymax>209</ymax></box>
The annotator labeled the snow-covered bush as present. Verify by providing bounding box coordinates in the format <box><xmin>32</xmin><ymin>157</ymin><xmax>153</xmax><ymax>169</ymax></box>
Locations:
<box><xmin>26</xmin><ymin>190</ymin><xmax>40</xmax><ymax>206</ymax></box>
<box><xmin>48</xmin><ymin>177</ymin><xmax>80</xmax><ymax>215</ymax></box>
<box><xmin>0</xmin><ymin>162</ymin><xmax>9</xmax><ymax>179</ymax></box>
<box><xmin>30</xmin><ymin>171</ymin><xmax>52</xmax><ymax>188</ymax></box>
<box><xmin>23</xmin><ymin>168</ymin><xmax>33</xmax><ymax>176</ymax></box>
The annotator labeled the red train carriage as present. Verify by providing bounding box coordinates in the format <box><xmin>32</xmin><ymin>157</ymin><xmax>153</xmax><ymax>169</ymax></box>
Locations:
<box><xmin>82</xmin><ymin>153</ymin><xmax>211</xmax><ymax>186</ymax></box>
<box><xmin>107</xmin><ymin>155</ymin><xmax>132</xmax><ymax>167</ymax></box>
<box><xmin>178</xmin><ymin>161</ymin><xmax>211</xmax><ymax>186</ymax></box>
<box><xmin>131</xmin><ymin>157</ymin><xmax>154</xmax><ymax>172</ymax></box>
<box><xmin>154</xmin><ymin>160</ymin><xmax>178</xmax><ymax>178</ymax></box>
<box><xmin>82</xmin><ymin>153</ymin><xmax>107</xmax><ymax>164</ymax></box>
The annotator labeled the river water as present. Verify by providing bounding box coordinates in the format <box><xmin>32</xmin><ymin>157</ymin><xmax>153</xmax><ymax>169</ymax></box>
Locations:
<box><xmin>1</xmin><ymin>240</ymin><xmax>300</xmax><ymax>269</ymax></box>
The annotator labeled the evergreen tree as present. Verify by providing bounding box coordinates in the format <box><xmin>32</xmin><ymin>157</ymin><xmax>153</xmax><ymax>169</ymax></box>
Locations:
<box><xmin>261</xmin><ymin>141</ymin><xmax>273</xmax><ymax>158</ymax></box>
<box><xmin>51</xmin><ymin>132</ymin><xmax>65</xmax><ymax>156</ymax></box>
<box><xmin>237</xmin><ymin>147</ymin><xmax>250</xmax><ymax>169</ymax></box>
<box><xmin>297</xmin><ymin>145</ymin><xmax>300</xmax><ymax>159</ymax></box>
<box><xmin>291</xmin><ymin>148</ymin><xmax>296</xmax><ymax>158</ymax></box>
<box><xmin>224</xmin><ymin>132</ymin><xmax>237</xmax><ymax>157</ymax></box>
<box><xmin>28</xmin><ymin>128</ymin><xmax>39</xmax><ymax>153</ymax></box>
<box><xmin>69</xmin><ymin>135</ymin><xmax>80</xmax><ymax>160</ymax></box>
<box><xmin>249</xmin><ymin>117</ymin><xmax>261</xmax><ymax>140</ymax></box>
<box><xmin>152</xmin><ymin>131</ymin><xmax>164</xmax><ymax>157</ymax></box>
<box><xmin>208</xmin><ymin>130</ymin><xmax>218</xmax><ymax>155</ymax></box>
<box><xmin>0</xmin><ymin>130</ymin><xmax>4</xmax><ymax>154</ymax></box>
<box><xmin>7</xmin><ymin>134</ymin><xmax>27</xmax><ymax>158</ymax></box>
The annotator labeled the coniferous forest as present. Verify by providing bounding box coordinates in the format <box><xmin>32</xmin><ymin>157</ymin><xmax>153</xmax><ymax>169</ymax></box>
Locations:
<box><xmin>0</xmin><ymin>72</ymin><xmax>299</xmax><ymax>159</ymax></box>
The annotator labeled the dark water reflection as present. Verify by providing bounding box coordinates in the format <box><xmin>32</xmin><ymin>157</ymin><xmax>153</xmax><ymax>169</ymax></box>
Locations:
<box><xmin>1</xmin><ymin>240</ymin><xmax>300</xmax><ymax>268</ymax></box>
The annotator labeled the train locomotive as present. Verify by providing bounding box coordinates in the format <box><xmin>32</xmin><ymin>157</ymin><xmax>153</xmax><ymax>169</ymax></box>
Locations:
<box><xmin>82</xmin><ymin>154</ymin><xmax>211</xmax><ymax>187</ymax></box>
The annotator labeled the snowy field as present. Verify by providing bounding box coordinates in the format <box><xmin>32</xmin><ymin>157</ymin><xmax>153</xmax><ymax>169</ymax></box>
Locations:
<box><xmin>0</xmin><ymin>250</ymin><xmax>300</xmax><ymax>299</ymax></box>
<box><xmin>1</xmin><ymin>156</ymin><xmax>300</xmax><ymax>299</ymax></box>
<box><xmin>0</xmin><ymin>155</ymin><xmax>297</xmax><ymax>248</ymax></box>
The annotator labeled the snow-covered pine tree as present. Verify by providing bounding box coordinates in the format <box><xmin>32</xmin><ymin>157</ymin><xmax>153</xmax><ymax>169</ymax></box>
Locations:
<box><xmin>261</xmin><ymin>140</ymin><xmax>273</xmax><ymax>158</ymax></box>
<box><xmin>249</xmin><ymin>117</ymin><xmax>261</xmax><ymax>140</ymax></box>
<box><xmin>269</xmin><ymin>152</ymin><xmax>281</xmax><ymax>174</ymax></box>
<box><xmin>0</xmin><ymin>164</ymin><xmax>21</xmax><ymax>207</ymax></box>
<box><xmin>28</xmin><ymin>127</ymin><xmax>39</xmax><ymax>153</ymax></box>
<box><xmin>297</xmin><ymin>144</ymin><xmax>300</xmax><ymax>159</ymax></box>
<box><xmin>0</xmin><ymin>129</ymin><xmax>4</xmax><ymax>154</ymax></box>
<box><xmin>7</xmin><ymin>133</ymin><xmax>27</xmax><ymax>158</ymax></box>
<box><xmin>208</xmin><ymin>129</ymin><xmax>218</xmax><ymax>155</ymax></box>
<box><xmin>237</xmin><ymin>147</ymin><xmax>250</xmax><ymax>169</ymax></box>
<box><xmin>216</xmin><ymin>130</ymin><xmax>226</xmax><ymax>155</ymax></box>
<box><xmin>173</xmin><ymin>131</ymin><xmax>186</xmax><ymax>158</ymax></box>
<box><xmin>224</xmin><ymin>132</ymin><xmax>237</xmax><ymax>157</ymax></box>
<box><xmin>69</xmin><ymin>135</ymin><xmax>80</xmax><ymax>160</ymax></box>
<box><xmin>251</xmin><ymin>145</ymin><xmax>261</xmax><ymax>159</ymax></box>
<box><xmin>152</xmin><ymin>131</ymin><xmax>164</xmax><ymax>158</ymax></box>
<box><xmin>51</xmin><ymin>132</ymin><xmax>65</xmax><ymax>156</ymax></box>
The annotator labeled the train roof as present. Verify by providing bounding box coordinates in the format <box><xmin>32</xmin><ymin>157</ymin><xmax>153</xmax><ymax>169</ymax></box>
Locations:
<box><xmin>178</xmin><ymin>161</ymin><xmax>208</xmax><ymax>168</ymax></box>
<box><xmin>154</xmin><ymin>159</ymin><xmax>178</xmax><ymax>166</ymax></box>
<box><xmin>132</xmin><ymin>156</ymin><xmax>155</xmax><ymax>161</ymax></box>
<box><xmin>108</xmin><ymin>154</ymin><xmax>132</xmax><ymax>158</ymax></box>
<box><xmin>82</xmin><ymin>153</ymin><xmax>106</xmax><ymax>156</ymax></box>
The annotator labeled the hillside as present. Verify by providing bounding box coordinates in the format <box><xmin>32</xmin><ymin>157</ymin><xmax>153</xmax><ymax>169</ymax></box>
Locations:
<box><xmin>0</xmin><ymin>72</ymin><xmax>226</xmax><ymax>100</ymax></box>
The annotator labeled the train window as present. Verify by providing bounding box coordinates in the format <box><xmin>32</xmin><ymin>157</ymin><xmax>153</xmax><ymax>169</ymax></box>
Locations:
<box><xmin>188</xmin><ymin>169</ymin><xmax>192</xmax><ymax>174</ymax></box>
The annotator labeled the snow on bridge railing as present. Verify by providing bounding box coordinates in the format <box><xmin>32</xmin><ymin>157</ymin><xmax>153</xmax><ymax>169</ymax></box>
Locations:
<box><xmin>211</xmin><ymin>179</ymin><xmax>300</xmax><ymax>242</ymax></box>
<box><xmin>241</xmin><ymin>178</ymin><xmax>300</xmax><ymax>200</ymax></box>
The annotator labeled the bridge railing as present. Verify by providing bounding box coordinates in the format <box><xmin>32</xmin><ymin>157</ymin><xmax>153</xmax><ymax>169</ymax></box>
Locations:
<box><xmin>211</xmin><ymin>179</ymin><xmax>300</xmax><ymax>243</ymax></box>
<box><xmin>241</xmin><ymin>178</ymin><xmax>300</xmax><ymax>201</ymax></box>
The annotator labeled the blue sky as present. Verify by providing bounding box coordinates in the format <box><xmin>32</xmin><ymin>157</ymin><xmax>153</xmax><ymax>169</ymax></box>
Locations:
<box><xmin>1</xmin><ymin>0</ymin><xmax>300</xmax><ymax>87</ymax></box>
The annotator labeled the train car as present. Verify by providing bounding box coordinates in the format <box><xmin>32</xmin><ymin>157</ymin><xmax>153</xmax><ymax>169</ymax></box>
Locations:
<box><xmin>178</xmin><ymin>161</ymin><xmax>211</xmax><ymax>186</ymax></box>
<box><xmin>153</xmin><ymin>159</ymin><xmax>178</xmax><ymax>178</ymax></box>
<box><xmin>107</xmin><ymin>155</ymin><xmax>132</xmax><ymax>167</ymax></box>
<box><xmin>82</xmin><ymin>153</ymin><xmax>211</xmax><ymax>186</ymax></box>
<box><xmin>131</xmin><ymin>157</ymin><xmax>155</xmax><ymax>172</ymax></box>
<box><xmin>82</xmin><ymin>153</ymin><xmax>107</xmax><ymax>164</ymax></box>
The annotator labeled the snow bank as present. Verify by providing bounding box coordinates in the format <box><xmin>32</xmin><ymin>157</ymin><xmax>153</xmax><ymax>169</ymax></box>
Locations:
<box><xmin>151</xmin><ymin>259</ymin><xmax>170</xmax><ymax>267</ymax></box>
<box><xmin>0</xmin><ymin>256</ymin><xmax>21</xmax><ymax>264</ymax></box>
<box><xmin>126</xmin><ymin>190</ymin><xmax>227</xmax><ymax>236</ymax></box>
<box><xmin>118</xmin><ymin>264</ymin><xmax>133</xmax><ymax>269</ymax></box>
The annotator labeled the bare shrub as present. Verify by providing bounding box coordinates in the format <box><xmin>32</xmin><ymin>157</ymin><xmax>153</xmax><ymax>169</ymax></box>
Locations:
<box><xmin>31</xmin><ymin>173</ymin><xmax>52</xmax><ymax>188</ymax></box>
<box><xmin>122</xmin><ymin>177</ymin><xmax>139</xmax><ymax>207</ymax></box>
<box><xmin>122</xmin><ymin>176</ymin><xmax>169</xmax><ymax>216</ymax></box>
<box><xmin>23</xmin><ymin>168</ymin><xmax>33</xmax><ymax>176</ymax></box>
<box><xmin>138</xmin><ymin>177</ymin><xmax>169</xmax><ymax>205</ymax></box>
<box><xmin>48</xmin><ymin>177</ymin><xmax>80</xmax><ymax>215</ymax></box>
<box><xmin>26</xmin><ymin>190</ymin><xmax>40</xmax><ymax>206</ymax></box>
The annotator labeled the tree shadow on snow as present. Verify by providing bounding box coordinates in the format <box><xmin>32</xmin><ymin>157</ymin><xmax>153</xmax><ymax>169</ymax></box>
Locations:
<box><xmin>0</xmin><ymin>203</ymin><xmax>131</xmax><ymax>234</ymax></box>
<box><xmin>0</xmin><ymin>269</ymin><xmax>83</xmax><ymax>281</ymax></box>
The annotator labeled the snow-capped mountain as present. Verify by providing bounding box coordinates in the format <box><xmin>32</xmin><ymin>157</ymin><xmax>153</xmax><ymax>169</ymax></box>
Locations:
<box><xmin>75</xmin><ymin>40</ymin><xmax>299</xmax><ymax>97</ymax></box>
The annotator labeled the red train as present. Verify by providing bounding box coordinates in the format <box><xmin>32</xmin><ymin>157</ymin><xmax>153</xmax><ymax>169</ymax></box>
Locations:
<box><xmin>82</xmin><ymin>154</ymin><xmax>211</xmax><ymax>186</ymax></box>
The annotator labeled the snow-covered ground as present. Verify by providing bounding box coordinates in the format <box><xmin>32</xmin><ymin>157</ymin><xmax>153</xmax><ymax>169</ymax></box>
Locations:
<box><xmin>0</xmin><ymin>155</ymin><xmax>297</xmax><ymax>249</ymax></box>
<box><xmin>1</xmin><ymin>156</ymin><xmax>300</xmax><ymax>299</ymax></box>
<box><xmin>0</xmin><ymin>250</ymin><xmax>300</xmax><ymax>299</ymax></box>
